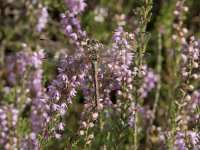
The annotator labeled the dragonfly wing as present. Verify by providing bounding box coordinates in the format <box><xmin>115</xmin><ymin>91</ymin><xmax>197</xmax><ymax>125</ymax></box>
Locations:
<box><xmin>42</xmin><ymin>56</ymin><xmax>92</xmax><ymax>78</ymax></box>
<box><xmin>39</xmin><ymin>39</ymin><xmax>87</xmax><ymax>55</ymax></box>
<box><xmin>39</xmin><ymin>39</ymin><xmax>74</xmax><ymax>51</ymax></box>
<box><xmin>135</xmin><ymin>32</ymin><xmax>151</xmax><ymax>44</ymax></box>
<box><xmin>100</xmin><ymin>45</ymin><xmax>135</xmax><ymax>62</ymax></box>
<box><xmin>98</xmin><ymin>45</ymin><xmax>127</xmax><ymax>59</ymax></box>
<box><xmin>39</xmin><ymin>39</ymin><xmax>92</xmax><ymax>61</ymax></box>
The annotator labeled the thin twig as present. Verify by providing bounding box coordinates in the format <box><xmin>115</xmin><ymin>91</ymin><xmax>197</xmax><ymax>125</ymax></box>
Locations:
<box><xmin>133</xmin><ymin>92</ymin><xmax>139</xmax><ymax>150</ymax></box>
<box><xmin>133</xmin><ymin>41</ymin><xmax>144</xmax><ymax>150</ymax></box>
<box><xmin>0</xmin><ymin>46</ymin><xmax>5</xmax><ymax>69</ymax></box>
<box><xmin>150</xmin><ymin>32</ymin><xmax>162</xmax><ymax>125</ymax></box>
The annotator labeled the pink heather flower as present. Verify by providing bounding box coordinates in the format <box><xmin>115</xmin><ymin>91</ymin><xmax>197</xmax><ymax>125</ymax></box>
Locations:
<box><xmin>59</xmin><ymin>103</ymin><xmax>68</xmax><ymax>116</ymax></box>
<box><xmin>52</xmin><ymin>104</ymin><xmax>60</xmax><ymax>111</ymax></box>
<box><xmin>0</xmin><ymin>105</ymin><xmax>19</xmax><ymax>150</ymax></box>
<box><xmin>54</xmin><ymin>133</ymin><xmax>61</xmax><ymax>139</ymax></box>
<box><xmin>170</xmin><ymin>131</ymin><xmax>200</xmax><ymax>149</ymax></box>
<box><xmin>128</xmin><ymin>102</ymin><xmax>136</xmax><ymax>127</ymax></box>
<box><xmin>57</xmin><ymin>123</ymin><xmax>65</xmax><ymax>131</ymax></box>
<box><xmin>30</xmin><ymin>51</ymin><xmax>44</xmax><ymax>68</ymax></box>
<box><xmin>113</xmin><ymin>27</ymin><xmax>127</xmax><ymax>46</ymax></box>
<box><xmin>79</xmin><ymin>130</ymin><xmax>84</xmax><ymax>136</ymax></box>
<box><xmin>158</xmin><ymin>132</ymin><xmax>165</xmax><ymax>143</ymax></box>
<box><xmin>92</xmin><ymin>112</ymin><xmax>98</xmax><ymax>121</ymax></box>
<box><xmin>140</xmin><ymin>69</ymin><xmax>159</xmax><ymax>99</ymax></box>
<box><xmin>69</xmin><ymin>88</ymin><xmax>77</xmax><ymax>97</ymax></box>
<box><xmin>65</xmin><ymin>25</ymin><xmax>72</xmax><ymax>32</ymax></box>
<box><xmin>195</xmin><ymin>40</ymin><xmax>200</xmax><ymax>46</ymax></box>
<box><xmin>47</xmin><ymin>3</ymin><xmax>89</xmax><ymax>126</ymax></box>
<box><xmin>6</xmin><ymin>48</ymin><xmax>49</xmax><ymax>138</ymax></box>
<box><xmin>70</xmin><ymin>33</ymin><xmax>78</xmax><ymax>41</ymax></box>
<box><xmin>36</xmin><ymin>7</ymin><xmax>48</xmax><ymax>32</ymax></box>
<box><xmin>66</xmin><ymin>0</ymin><xmax>87</xmax><ymax>14</ymax></box>
<box><xmin>139</xmin><ymin>106</ymin><xmax>153</xmax><ymax>121</ymax></box>
<box><xmin>60</xmin><ymin>12</ymin><xmax>86</xmax><ymax>46</ymax></box>
<box><xmin>101</xmin><ymin>26</ymin><xmax>134</xmax><ymax>104</ymax></box>
<box><xmin>22</xmin><ymin>132</ymin><xmax>39</xmax><ymax>150</ymax></box>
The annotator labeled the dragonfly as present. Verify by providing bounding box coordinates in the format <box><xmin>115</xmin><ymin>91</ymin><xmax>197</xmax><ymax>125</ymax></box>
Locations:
<box><xmin>39</xmin><ymin>33</ymin><xmax>151</xmax><ymax>109</ymax></box>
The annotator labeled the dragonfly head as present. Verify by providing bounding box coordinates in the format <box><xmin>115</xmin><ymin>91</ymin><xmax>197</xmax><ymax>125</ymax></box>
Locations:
<box><xmin>86</xmin><ymin>38</ymin><xmax>102</xmax><ymax>61</ymax></box>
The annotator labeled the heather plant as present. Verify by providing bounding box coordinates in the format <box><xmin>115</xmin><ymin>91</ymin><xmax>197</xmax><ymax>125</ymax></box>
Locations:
<box><xmin>0</xmin><ymin>0</ymin><xmax>200</xmax><ymax>150</ymax></box>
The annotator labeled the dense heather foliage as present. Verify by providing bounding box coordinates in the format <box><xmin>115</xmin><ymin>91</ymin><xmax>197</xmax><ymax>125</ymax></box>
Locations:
<box><xmin>0</xmin><ymin>0</ymin><xmax>199</xmax><ymax>149</ymax></box>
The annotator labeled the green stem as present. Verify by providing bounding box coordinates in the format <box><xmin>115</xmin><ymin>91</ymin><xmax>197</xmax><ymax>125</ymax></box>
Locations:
<box><xmin>150</xmin><ymin>32</ymin><xmax>162</xmax><ymax>125</ymax></box>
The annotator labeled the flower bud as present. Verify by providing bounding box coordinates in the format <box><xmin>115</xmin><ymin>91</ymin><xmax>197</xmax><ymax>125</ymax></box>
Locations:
<box><xmin>79</xmin><ymin>130</ymin><xmax>84</xmax><ymax>136</ymax></box>
<box><xmin>188</xmin><ymin>85</ymin><xmax>194</xmax><ymax>91</ymax></box>
<box><xmin>92</xmin><ymin>112</ymin><xmax>98</xmax><ymax>121</ymax></box>
<box><xmin>89</xmin><ymin>123</ymin><xmax>94</xmax><ymax>128</ymax></box>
